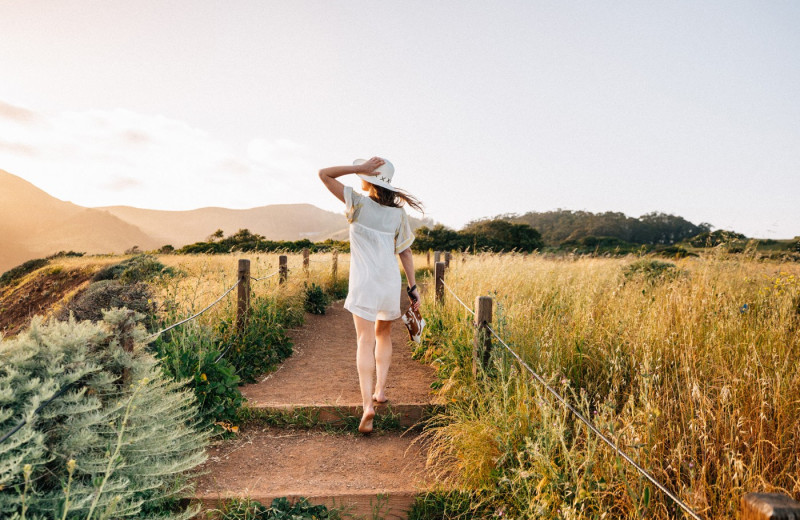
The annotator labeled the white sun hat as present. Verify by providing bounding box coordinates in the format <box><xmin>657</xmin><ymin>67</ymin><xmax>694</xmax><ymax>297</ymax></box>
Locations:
<box><xmin>353</xmin><ymin>157</ymin><xmax>397</xmax><ymax>192</ymax></box>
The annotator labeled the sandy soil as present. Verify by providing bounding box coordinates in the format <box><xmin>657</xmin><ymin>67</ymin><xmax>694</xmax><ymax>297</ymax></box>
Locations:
<box><xmin>194</xmin><ymin>426</ymin><xmax>430</xmax><ymax>518</ymax></box>
<box><xmin>240</xmin><ymin>292</ymin><xmax>435</xmax><ymax>409</ymax></box>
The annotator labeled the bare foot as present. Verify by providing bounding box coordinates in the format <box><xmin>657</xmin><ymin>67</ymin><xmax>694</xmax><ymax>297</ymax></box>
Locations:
<box><xmin>372</xmin><ymin>392</ymin><xmax>388</xmax><ymax>404</ymax></box>
<box><xmin>359</xmin><ymin>408</ymin><xmax>375</xmax><ymax>434</ymax></box>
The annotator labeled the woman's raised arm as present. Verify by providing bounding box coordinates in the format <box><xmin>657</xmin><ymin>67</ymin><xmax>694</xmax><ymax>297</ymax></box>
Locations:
<box><xmin>319</xmin><ymin>157</ymin><xmax>384</xmax><ymax>202</ymax></box>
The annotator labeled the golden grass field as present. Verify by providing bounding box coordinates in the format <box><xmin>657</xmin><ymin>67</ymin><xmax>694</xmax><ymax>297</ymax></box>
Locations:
<box><xmin>416</xmin><ymin>251</ymin><xmax>800</xmax><ymax>519</ymax></box>
<box><xmin>3</xmin><ymin>252</ymin><xmax>355</xmax><ymax>335</ymax></box>
<box><xmin>152</xmin><ymin>252</ymin><xmax>351</xmax><ymax>326</ymax></box>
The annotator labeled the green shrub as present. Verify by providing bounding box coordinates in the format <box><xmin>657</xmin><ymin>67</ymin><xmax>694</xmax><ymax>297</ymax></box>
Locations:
<box><xmin>152</xmin><ymin>324</ymin><xmax>244</xmax><ymax>426</ymax></box>
<box><xmin>303</xmin><ymin>282</ymin><xmax>330</xmax><ymax>315</ymax></box>
<box><xmin>324</xmin><ymin>277</ymin><xmax>349</xmax><ymax>301</ymax></box>
<box><xmin>47</xmin><ymin>250</ymin><xmax>85</xmax><ymax>259</ymax></box>
<box><xmin>622</xmin><ymin>259</ymin><xmax>680</xmax><ymax>283</ymax></box>
<box><xmin>655</xmin><ymin>245</ymin><xmax>695</xmax><ymax>259</ymax></box>
<box><xmin>0</xmin><ymin>258</ymin><xmax>49</xmax><ymax>287</ymax></box>
<box><xmin>688</xmin><ymin>229</ymin><xmax>747</xmax><ymax>247</ymax></box>
<box><xmin>151</xmin><ymin>293</ymin><xmax>303</xmax><ymax>421</ymax></box>
<box><xmin>212</xmin><ymin>496</ymin><xmax>342</xmax><ymax>519</ymax></box>
<box><xmin>216</xmin><ymin>296</ymin><xmax>296</xmax><ymax>385</ymax></box>
<box><xmin>407</xmin><ymin>491</ymin><xmax>479</xmax><ymax>520</ymax></box>
<box><xmin>0</xmin><ymin>309</ymin><xmax>211</xmax><ymax>519</ymax></box>
<box><xmin>92</xmin><ymin>254</ymin><xmax>173</xmax><ymax>284</ymax></box>
<box><xmin>177</xmin><ymin>230</ymin><xmax>350</xmax><ymax>255</ymax></box>
<box><xmin>58</xmin><ymin>280</ymin><xmax>155</xmax><ymax>326</ymax></box>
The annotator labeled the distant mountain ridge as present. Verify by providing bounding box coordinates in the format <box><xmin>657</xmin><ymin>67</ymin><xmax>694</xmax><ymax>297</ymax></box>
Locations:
<box><xmin>0</xmin><ymin>169</ymin><xmax>159</xmax><ymax>271</ymax></box>
<box><xmin>0</xmin><ymin>169</ymin><xmax>430</xmax><ymax>272</ymax></box>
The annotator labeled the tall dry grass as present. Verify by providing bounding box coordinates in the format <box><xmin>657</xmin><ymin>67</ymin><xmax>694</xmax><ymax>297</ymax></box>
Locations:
<box><xmin>418</xmin><ymin>251</ymin><xmax>800</xmax><ymax>519</ymax></box>
<box><xmin>152</xmin><ymin>252</ymin><xmax>349</xmax><ymax>327</ymax></box>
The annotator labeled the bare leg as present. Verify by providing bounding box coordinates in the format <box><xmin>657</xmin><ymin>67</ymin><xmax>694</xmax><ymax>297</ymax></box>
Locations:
<box><xmin>373</xmin><ymin>319</ymin><xmax>393</xmax><ymax>403</ymax></box>
<box><xmin>353</xmin><ymin>314</ymin><xmax>376</xmax><ymax>433</ymax></box>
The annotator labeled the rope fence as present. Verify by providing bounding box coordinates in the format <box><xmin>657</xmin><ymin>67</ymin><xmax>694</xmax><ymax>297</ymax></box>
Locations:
<box><xmin>442</xmin><ymin>281</ymin><xmax>474</xmax><ymax>316</ymax></box>
<box><xmin>437</xmin><ymin>263</ymin><xmax>706</xmax><ymax>519</ymax></box>
<box><xmin>251</xmin><ymin>270</ymin><xmax>281</xmax><ymax>282</ymax></box>
<box><xmin>484</xmin><ymin>322</ymin><xmax>703</xmax><ymax>520</ymax></box>
<box><xmin>1</xmin><ymin>251</ymin><xmax>343</xmax><ymax>448</ymax></box>
<box><xmin>433</xmin><ymin>253</ymin><xmax>800</xmax><ymax>519</ymax></box>
<box><xmin>145</xmin><ymin>279</ymin><xmax>241</xmax><ymax>342</ymax></box>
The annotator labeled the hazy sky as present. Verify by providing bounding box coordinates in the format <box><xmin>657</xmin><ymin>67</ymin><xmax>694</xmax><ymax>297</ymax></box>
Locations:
<box><xmin>1</xmin><ymin>1</ymin><xmax>798</xmax><ymax>238</ymax></box>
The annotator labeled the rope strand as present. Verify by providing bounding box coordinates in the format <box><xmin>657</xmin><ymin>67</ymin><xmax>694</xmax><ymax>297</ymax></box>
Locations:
<box><xmin>442</xmin><ymin>280</ymin><xmax>475</xmax><ymax>316</ymax></box>
<box><xmin>443</xmin><ymin>280</ymin><xmax>704</xmax><ymax>520</ymax></box>
<box><xmin>251</xmin><ymin>270</ymin><xmax>280</xmax><ymax>282</ymax></box>
<box><xmin>145</xmin><ymin>279</ymin><xmax>240</xmax><ymax>342</ymax></box>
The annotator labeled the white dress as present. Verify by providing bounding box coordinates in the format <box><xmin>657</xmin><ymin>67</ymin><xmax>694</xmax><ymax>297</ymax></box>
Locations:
<box><xmin>343</xmin><ymin>186</ymin><xmax>415</xmax><ymax>322</ymax></box>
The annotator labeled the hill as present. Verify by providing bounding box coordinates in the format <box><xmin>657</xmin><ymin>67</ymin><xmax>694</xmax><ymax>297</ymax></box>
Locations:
<box><xmin>97</xmin><ymin>204</ymin><xmax>351</xmax><ymax>247</ymax></box>
<box><xmin>0</xmin><ymin>169</ymin><xmax>433</xmax><ymax>272</ymax></box>
<box><xmin>0</xmin><ymin>170</ymin><xmax>159</xmax><ymax>271</ymax></box>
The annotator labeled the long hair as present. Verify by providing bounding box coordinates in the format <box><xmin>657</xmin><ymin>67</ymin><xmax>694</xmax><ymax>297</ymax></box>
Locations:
<box><xmin>368</xmin><ymin>184</ymin><xmax>424</xmax><ymax>214</ymax></box>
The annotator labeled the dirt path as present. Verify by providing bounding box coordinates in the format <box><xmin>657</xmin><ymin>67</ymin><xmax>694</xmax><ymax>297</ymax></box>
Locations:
<box><xmin>240</xmin><ymin>293</ymin><xmax>435</xmax><ymax>409</ymax></box>
<box><xmin>194</xmin><ymin>289</ymin><xmax>437</xmax><ymax>518</ymax></box>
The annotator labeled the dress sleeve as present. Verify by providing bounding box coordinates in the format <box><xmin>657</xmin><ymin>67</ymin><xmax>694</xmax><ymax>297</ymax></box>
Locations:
<box><xmin>395</xmin><ymin>209</ymin><xmax>415</xmax><ymax>254</ymax></box>
<box><xmin>343</xmin><ymin>186</ymin><xmax>363</xmax><ymax>223</ymax></box>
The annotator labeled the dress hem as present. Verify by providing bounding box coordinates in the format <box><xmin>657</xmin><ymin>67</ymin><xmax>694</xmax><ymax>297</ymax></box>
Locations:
<box><xmin>344</xmin><ymin>302</ymin><xmax>401</xmax><ymax>322</ymax></box>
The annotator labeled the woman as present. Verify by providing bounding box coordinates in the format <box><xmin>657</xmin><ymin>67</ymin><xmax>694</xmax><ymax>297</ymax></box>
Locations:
<box><xmin>319</xmin><ymin>156</ymin><xmax>423</xmax><ymax>433</ymax></box>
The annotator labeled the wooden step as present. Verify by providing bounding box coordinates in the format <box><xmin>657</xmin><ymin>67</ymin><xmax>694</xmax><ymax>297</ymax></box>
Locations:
<box><xmin>192</xmin><ymin>426</ymin><xmax>432</xmax><ymax>519</ymax></box>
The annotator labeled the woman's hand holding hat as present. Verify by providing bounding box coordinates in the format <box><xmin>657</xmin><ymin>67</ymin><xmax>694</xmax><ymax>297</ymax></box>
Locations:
<box><xmin>355</xmin><ymin>156</ymin><xmax>384</xmax><ymax>175</ymax></box>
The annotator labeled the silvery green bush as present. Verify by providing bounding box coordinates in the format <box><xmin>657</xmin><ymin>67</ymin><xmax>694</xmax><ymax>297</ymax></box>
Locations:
<box><xmin>0</xmin><ymin>309</ymin><xmax>211</xmax><ymax>519</ymax></box>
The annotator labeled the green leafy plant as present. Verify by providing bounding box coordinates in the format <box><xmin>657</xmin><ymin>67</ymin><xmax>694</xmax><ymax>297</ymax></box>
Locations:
<box><xmin>152</xmin><ymin>323</ymin><xmax>244</xmax><ymax>426</ymax></box>
<box><xmin>325</xmin><ymin>277</ymin><xmax>349</xmax><ymax>300</ymax></box>
<box><xmin>216</xmin><ymin>295</ymin><xmax>297</xmax><ymax>384</ymax></box>
<box><xmin>0</xmin><ymin>258</ymin><xmax>49</xmax><ymax>287</ymax></box>
<box><xmin>0</xmin><ymin>309</ymin><xmax>211</xmax><ymax>519</ymax></box>
<box><xmin>407</xmin><ymin>491</ymin><xmax>480</xmax><ymax>520</ymax></box>
<box><xmin>92</xmin><ymin>254</ymin><xmax>174</xmax><ymax>284</ymax></box>
<box><xmin>304</xmin><ymin>282</ymin><xmax>330</xmax><ymax>315</ymax></box>
<box><xmin>622</xmin><ymin>258</ymin><xmax>681</xmax><ymax>284</ymax></box>
<box><xmin>151</xmin><ymin>291</ymin><xmax>304</xmax><ymax>424</ymax></box>
<box><xmin>210</xmin><ymin>496</ymin><xmax>343</xmax><ymax>519</ymax></box>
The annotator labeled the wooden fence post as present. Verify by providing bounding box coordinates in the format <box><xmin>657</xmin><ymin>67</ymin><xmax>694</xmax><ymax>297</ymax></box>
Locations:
<box><xmin>332</xmin><ymin>249</ymin><xmax>338</xmax><ymax>281</ymax></box>
<box><xmin>435</xmin><ymin>261</ymin><xmax>445</xmax><ymax>305</ymax></box>
<box><xmin>434</xmin><ymin>251</ymin><xmax>441</xmax><ymax>265</ymax></box>
<box><xmin>445</xmin><ymin>251</ymin><xmax>452</xmax><ymax>268</ymax></box>
<box><xmin>279</xmin><ymin>255</ymin><xmax>288</xmax><ymax>284</ymax></box>
<box><xmin>302</xmin><ymin>248</ymin><xmax>310</xmax><ymax>276</ymax></box>
<box><xmin>473</xmin><ymin>296</ymin><xmax>493</xmax><ymax>376</ymax></box>
<box><xmin>236</xmin><ymin>259</ymin><xmax>251</xmax><ymax>332</ymax></box>
<box><xmin>742</xmin><ymin>492</ymin><xmax>800</xmax><ymax>520</ymax></box>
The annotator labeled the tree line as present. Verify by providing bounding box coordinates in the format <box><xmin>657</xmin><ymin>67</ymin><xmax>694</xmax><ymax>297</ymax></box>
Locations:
<box><xmin>161</xmin><ymin>210</ymin><xmax>796</xmax><ymax>259</ymax></box>
<box><xmin>411</xmin><ymin>220</ymin><xmax>543</xmax><ymax>253</ymax></box>
<box><xmin>501</xmin><ymin>210</ymin><xmax>713</xmax><ymax>245</ymax></box>
<box><xmin>177</xmin><ymin>229</ymin><xmax>350</xmax><ymax>254</ymax></box>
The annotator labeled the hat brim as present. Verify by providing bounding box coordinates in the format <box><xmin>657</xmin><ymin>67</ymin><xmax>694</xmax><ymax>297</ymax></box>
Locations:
<box><xmin>353</xmin><ymin>159</ymin><xmax>398</xmax><ymax>192</ymax></box>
